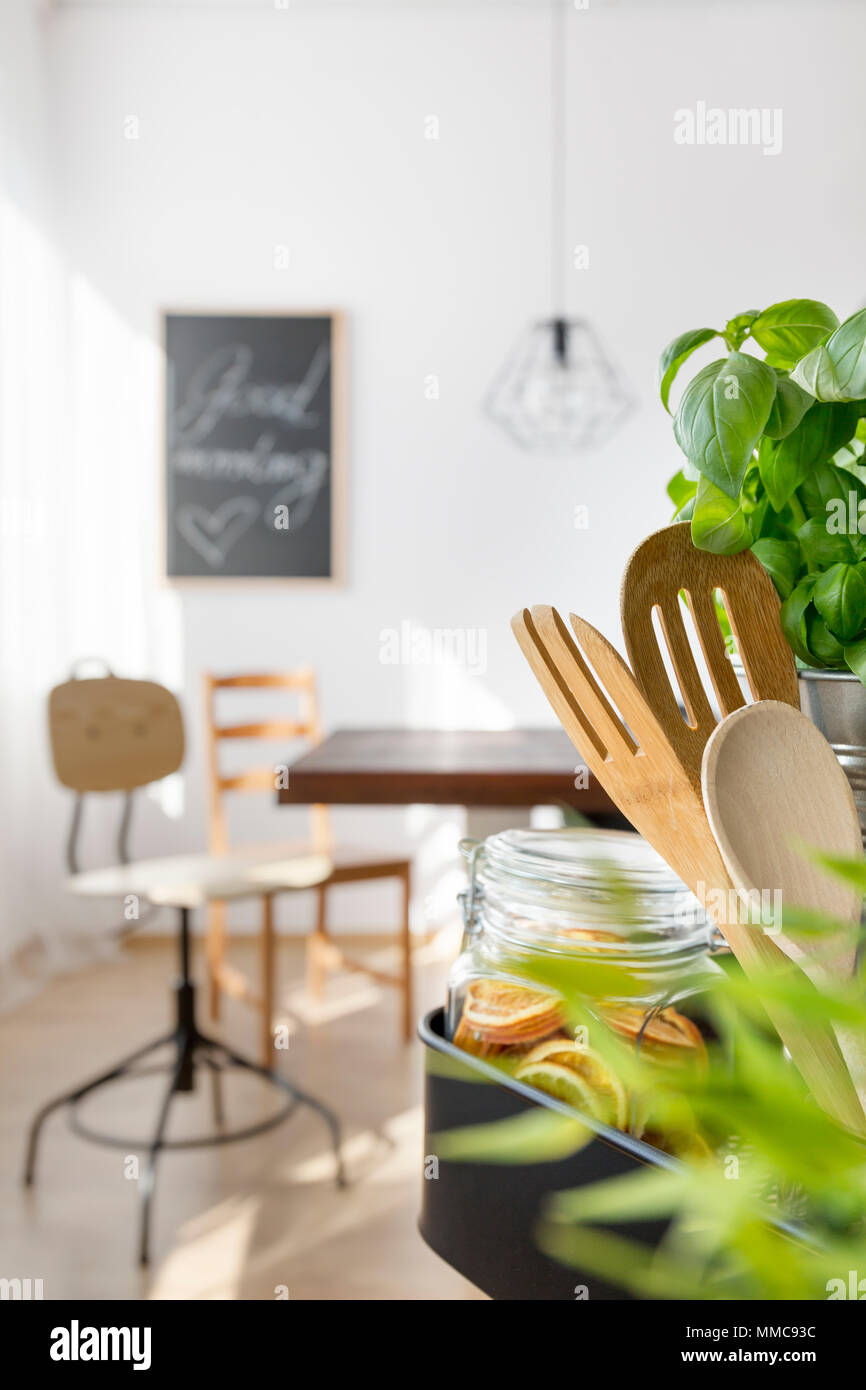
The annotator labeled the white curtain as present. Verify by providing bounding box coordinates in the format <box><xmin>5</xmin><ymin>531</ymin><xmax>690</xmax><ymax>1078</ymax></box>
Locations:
<box><xmin>0</xmin><ymin>1</ymin><xmax>180</xmax><ymax>1003</ymax></box>
<box><xmin>0</xmin><ymin>189</ymin><xmax>176</xmax><ymax>999</ymax></box>
<box><xmin>0</xmin><ymin>195</ymin><xmax>75</xmax><ymax>987</ymax></box>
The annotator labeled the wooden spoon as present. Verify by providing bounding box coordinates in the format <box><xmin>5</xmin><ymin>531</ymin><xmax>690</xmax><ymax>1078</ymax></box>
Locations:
<box><xmin>621</xmin><ymin>523</ymin><xmax>800</xmax><ymax>790</ymax></box>
<box><xmin>512</xmin><ymin>606</ymin><xmax>866</xmax><ymax>1133</ymax></box>
<box><xmin>703</xmin><ymin>699</ymin><xmax>866</xmax><ymax>1106</ymax></box>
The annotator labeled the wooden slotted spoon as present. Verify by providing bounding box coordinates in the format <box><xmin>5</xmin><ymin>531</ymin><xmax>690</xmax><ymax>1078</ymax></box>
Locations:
<box><xmin>703</xmin><ymin>699</ymin><xmax>866</xmax><ymax>1106</ymax></box>
<box><xmin>621</xmin><ymin>523</ymin><xmax>800</xmax><ymax>789</ymax></box>
<box><xmin>511</xmin><ymin>605</ymin><xmax>866</xmax><ymax>1133</ymax></box>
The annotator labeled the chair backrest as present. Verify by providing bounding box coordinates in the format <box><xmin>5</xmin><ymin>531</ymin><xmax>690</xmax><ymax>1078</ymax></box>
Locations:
<box><xmin>203</xmin><ymin>669</ymin><xmax>329</xmax><ymax>855</ymax></box>
<box><xmin>49</xmin><ymin>676</ymin><xmax>185</xmax><ymax>792</ymax></box>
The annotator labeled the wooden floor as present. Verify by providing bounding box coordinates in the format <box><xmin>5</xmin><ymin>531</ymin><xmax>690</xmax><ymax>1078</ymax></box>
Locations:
<box><xmin>0</xmin><ymin>932</ymin><xmax>484</xmax><ymax>1301</ymax></box>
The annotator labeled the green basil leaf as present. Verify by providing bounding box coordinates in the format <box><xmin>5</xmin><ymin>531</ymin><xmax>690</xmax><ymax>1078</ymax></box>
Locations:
<box><xmin>674</xmin><ymin>352</ymin><xmax>776</xmax><ymax>499</ymax></box>
<box><xmin>825</xmin><ymin>490</ymin><xmax>866</xmax><ymax>550</ymax></box>
<box><xmin>666</xmin><ymin>469</ymin><xmax>697</xmax><ymax>510</ymax></box>
<box><xmin>780</xmin><ymin>577</ymin><xmax>817</xmax><ymax>664</ymax></box>
<box><xmin>791</xmin><ymin>307</ymin><xmax>866</xmax><ymax>402</ymax></box>
<box><xmin>799</xmin><ymin>459</ymin><xmax>858</xmax><ymax>519</ymax></box>
<box><xmin>844</xmin><ymin>637</ymin><xmax>866</xmax><ymax>685</ymax></box>
<box><xmin>835</xmin><ymin>439</ymin><xmax>866</xmax><ymax>473</ymax></box>
<box><xmin>757</xmin><ymin>436</ymin><xmax>801</xmax><ymax>511</ymax></box>
<box><xmin>798</xmin><ymin>516</ymin><xmax>857</xmax><ymax>570</ymax></box>
<box><xmin>744</xmin><ymin>491</ymin><xmax>771</xmax><ymax>539</ymax></box>
<box><xmin>750</xmin><ymin>299</ymin><xmax>839</xmax><ymax>369</ymax></box>
<box><xmin>673</xmin><ymin>495</ymin><xmax>696</xmax><ymax>522</ymax></box>
<box><xmin>805</xmin><ymin>610</ymin><xmax>845</xmax><ymax>665</ymax></box>
<box><xmin>750</xmin><ymin>501</ymin><xmax>796</xmax><ymax>541</ymax></box>
<box><xmin>825</xmin><ymin>471</ymin><xmax>866</xmax><ymax>554</ymax></box>
<box><xmin>750</xmin><ymin>537</ymin><xmax>802</xmax><ymax>600</ymax></box>
<box><xmin>778</xmin><ymin>402</ymin><xmax>859</xmax><ymax>485</ymax></box>
<box><xmin>790</xmin><ymin>344</ymin><xmax>840</xmax><ymax>400</ymax></box>
<box><xmin>673</xmin><ymin>357</ymin><xmax>725</xmax><ymax>465</ymax></box>
<box><xmin>837</xmin><ymin>460</ymin><xmax>866</xmax><ymax>493</ymax></box>
<box><xmin>740</xmin><ymin>472</ymin><xmax>793</xmax><ymax>533</ymax></box>
<box><xmin>833</xmin><ymin>415</ymin><xmax>866</xmax><ymax>472</ymax></box>
<box><xmin>819</xmin><ymin>402</ymin><xmax>860</xmax><ymax>457</ymax></box>
<box><xmin>760</xmin><ymin>403</ymin><xmax>859</xmax><ymax>515</ymax></box>
<box><xmin>724</xmin><ymin>310</ymin><xmax>760</xmax><ymax>350</ymax></box>
<box><xmin>658</xmin><ymin>327</ymin><xmax>719</xmax><ymax>413</ymax></box>
<box><xmin>812</xmin><ymin>562</ymin><xmax>866</xmax><ymax>642</ymax></box>
<box><xmin>741</xmin><ymin>465</ymin><xmax>763</xmax><ymax>502</ymax></box>
<box><xmin>690</xmin><ymin>475</ymin><xmax>752</xmax><ymax>554</ymax></box>
<box><xmin>754</xmin><ymin>405</ymin><xmax>852</xmax><ymax>513</ymax></box>
<box><xmin>763</xmin><ymin>372</ymin><xmax>813</xmax><ymax>440</ymax></box>
<box><xmin>839</xmin><ymin>419</ymin><xmax>866</xmax><ymax>475</ymax></box>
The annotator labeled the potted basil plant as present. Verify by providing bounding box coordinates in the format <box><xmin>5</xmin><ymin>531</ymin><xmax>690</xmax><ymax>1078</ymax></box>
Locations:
<box><xmin>662</xmin><ymin>299</ymin><xmax>866</xmax><ymax>836</ymax></box>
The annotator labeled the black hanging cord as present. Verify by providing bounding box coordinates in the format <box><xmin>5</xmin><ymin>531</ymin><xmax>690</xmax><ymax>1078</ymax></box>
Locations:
<box><xmin>550</xmin><ymin>0</ymin><xmax>566</xmax><ymax>321</ymax></box>
<box><xmin>550</xmin><ymin>1</ymin><xmax>569</xmax><ymax>365</ymax></box>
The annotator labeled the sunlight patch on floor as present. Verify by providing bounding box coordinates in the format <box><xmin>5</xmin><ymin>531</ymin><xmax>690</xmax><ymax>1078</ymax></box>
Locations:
<box><xmin>147</xmin><ymin>1107</ymin><xmax>430</xmax><ymax>1299</ymax></box>
<box><xmin>149</xmin><ymin>1192</ymin><xmax>260</xmax><ymax>1300</ymax></box>
<box><xmin>283</xmin><ymin>978</ymin><xmax>385</xmax><ymax>1026</ymax></box>
<box><xmin>282</xmin><ymin>1104</ymin><xmax>423</xmax><ymax>1186</ymax></box>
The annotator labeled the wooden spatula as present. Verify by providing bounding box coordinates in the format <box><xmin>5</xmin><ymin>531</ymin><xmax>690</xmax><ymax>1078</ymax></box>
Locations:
<box><xmin>621</xmin><ymin>523</ymin><xmax>800</xmax><ymax>789</ymax></box>
<box><xmin>703</xmin><ymin>699</ymin><xmax>866</xmax><ymax>1106</ymax></box>
<box><xmin>512</xmin><ymin>606</ymin><xmax>719</xmax><ymax>880</ymax></box>
<box><xmin>512</xmin><ymin>606</ymin><xmax>866</xmax><ymax>1133</ymax></box>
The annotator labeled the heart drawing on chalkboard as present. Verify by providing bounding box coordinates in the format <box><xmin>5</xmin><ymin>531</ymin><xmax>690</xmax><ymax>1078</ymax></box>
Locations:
<box><xmin>175</xmin><ymin>497</ymin><xmax>259</xmax><ymax>568</ymax></box>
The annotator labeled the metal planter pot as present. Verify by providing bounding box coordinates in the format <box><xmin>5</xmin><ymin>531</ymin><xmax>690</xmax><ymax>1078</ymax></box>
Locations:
<box><xmin>418</xmin><ymin>1008</ymin><xmax>803</xmax><ymax>1300</ymax></box>
<box><xmin>799</xmin><ymin>669</ymin><xmax>866</xmax><ymax>846</ymax></box>
<box><xmin>418</xmin><ymin>1008</ymin><xmax>676</xmax><ymax>1300</ymax></box>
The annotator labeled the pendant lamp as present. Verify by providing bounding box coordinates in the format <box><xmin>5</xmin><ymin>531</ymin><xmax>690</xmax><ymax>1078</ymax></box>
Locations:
<box><xmin>485</xmin><ymin>0</ymin><xmax>633</xmax><ymax>452</ymax></box>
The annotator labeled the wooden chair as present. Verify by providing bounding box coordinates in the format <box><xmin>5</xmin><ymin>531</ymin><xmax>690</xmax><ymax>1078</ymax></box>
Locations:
<box><xmin>204</xmin><ymin>670</ymin><xmax>413</xmax><ymax>1060</ymax></box>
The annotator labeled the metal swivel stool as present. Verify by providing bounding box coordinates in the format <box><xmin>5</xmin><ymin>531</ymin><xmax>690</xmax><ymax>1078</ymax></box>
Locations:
<box><xmin>24</xmin><ymin>668</ymin><xmax>345</xmax><ymax>1265</ymax></box>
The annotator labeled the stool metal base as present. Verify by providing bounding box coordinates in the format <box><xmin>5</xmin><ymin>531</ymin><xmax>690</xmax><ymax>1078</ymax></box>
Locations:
<box><xmin>22</xmin><ymin>908</ymin><xmax>346</xmax><ymax>1265</ymax></box>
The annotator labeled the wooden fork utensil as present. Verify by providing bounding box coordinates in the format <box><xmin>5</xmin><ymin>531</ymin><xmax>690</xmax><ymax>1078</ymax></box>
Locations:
<box><xmin>621</xmin><ymin>523</ymin><xmax>800</xmax><ymax>788</ymax></box>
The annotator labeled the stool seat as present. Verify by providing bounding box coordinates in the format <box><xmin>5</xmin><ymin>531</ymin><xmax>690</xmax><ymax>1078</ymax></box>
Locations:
<box><xmin>65</xmin><ymin>849</ymin><xmax>334</xmax><ymax>909</ymax></box>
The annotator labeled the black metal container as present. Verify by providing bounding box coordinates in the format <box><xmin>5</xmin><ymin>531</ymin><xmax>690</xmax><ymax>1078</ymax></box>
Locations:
<box><xmin>419</xmin><ymin>1007</ymin><xmax>677</xmax><ymax>1300</ymax></box>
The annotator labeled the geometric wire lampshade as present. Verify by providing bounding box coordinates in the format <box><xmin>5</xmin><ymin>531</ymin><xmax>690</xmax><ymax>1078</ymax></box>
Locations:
<box><xmin>485</xmin><ymin>316</ymin><xmax>634</xmax><ymax>453</ymax></box>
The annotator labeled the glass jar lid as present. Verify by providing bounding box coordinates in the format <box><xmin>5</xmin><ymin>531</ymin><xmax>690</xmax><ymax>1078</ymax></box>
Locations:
<box><xmin>463</xmin><ymin>826</ymin><xmax>709</xmax><ymax>959</ymax></box>
<box><xmin>481</xmin><ymin>826</ymin><xmax>694</xmax><ymax>894</ymax></box>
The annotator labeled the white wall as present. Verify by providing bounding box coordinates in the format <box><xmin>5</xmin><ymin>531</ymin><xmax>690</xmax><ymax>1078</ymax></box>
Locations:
<box><xmin>0</xmin><ymin>1</ymin><xmax>55</xmax><ymax>223</ymax></box>
<box><xmin>18</xmin><ymin>0</ymin><xmax>866</xmax><ymax>933</ymax></box>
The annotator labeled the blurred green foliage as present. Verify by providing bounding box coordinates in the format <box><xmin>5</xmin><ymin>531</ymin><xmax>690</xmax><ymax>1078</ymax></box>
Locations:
<box><xmin>434</xmin><ymin>854</ymin><xmax>866</xmax><ymax>1300</ymax></box>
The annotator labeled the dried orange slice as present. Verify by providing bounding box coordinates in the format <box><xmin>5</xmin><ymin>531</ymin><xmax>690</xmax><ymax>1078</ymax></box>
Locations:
<box><xmin>512</xmin><ymin>1060</ymin><xmax>602</xmax><ymax>1116</ymax></box>
<box><xmin>452</xmin><ymin>1016</ymin><xmax>504</xmax><ymax>1058</ymax></box>
<box><xmin>516</xmin><ymin>1039</ymin><xmax>628</xmax><ymax>1128</ymax></box>
<box><xmin>556</xmin><ymin>926</ymin><xmax>622</xmax><ymax>944</ymax></box>
<box><xmin>460</xmin><ymin>979</ymin><xmax>564</xmax><ymax>1046</ymax></box>
<box><xmin>602</xmin><ymin>1004</ymin><xmax>706</xmax><ymax>1064</ymax></box>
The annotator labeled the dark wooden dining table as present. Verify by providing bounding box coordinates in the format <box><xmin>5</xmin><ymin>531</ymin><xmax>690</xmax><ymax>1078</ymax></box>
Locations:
<box><xmin>277</xmin><ymin>727</ymin><xmax>617</xmax><ymax>817</ymax></box>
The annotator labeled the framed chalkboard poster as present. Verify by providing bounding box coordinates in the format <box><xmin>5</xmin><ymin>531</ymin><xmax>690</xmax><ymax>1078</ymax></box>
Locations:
<box><xmin>163</xmin><ymin>311</ymin><xmax>344</xmax><ymax>581</ymax></box>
